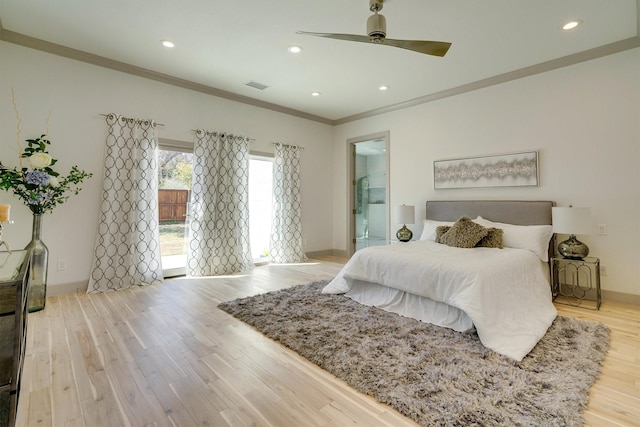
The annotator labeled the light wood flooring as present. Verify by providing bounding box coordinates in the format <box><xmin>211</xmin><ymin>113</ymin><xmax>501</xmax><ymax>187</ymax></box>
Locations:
<box><xmin>15</xmin><ymin>256</ymin><xmax>640</xmax><ymax>426</ymax></box>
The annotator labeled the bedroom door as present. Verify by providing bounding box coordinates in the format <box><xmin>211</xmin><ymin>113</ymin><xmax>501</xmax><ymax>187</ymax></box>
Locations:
<box><xmin>349</xmin><ymin>133</ymin><xmax>389</xmax><ymax>255</ymax></box>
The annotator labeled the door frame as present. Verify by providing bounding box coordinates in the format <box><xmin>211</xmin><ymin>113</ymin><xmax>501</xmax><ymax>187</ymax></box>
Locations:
<box><xmin>346</xmin><ymin>131</ymin><xmax>390</xmax><ymax>256</ymax></box>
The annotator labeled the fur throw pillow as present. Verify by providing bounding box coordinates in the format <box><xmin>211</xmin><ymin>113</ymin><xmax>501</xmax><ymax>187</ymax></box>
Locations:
<box><xmin>440</xmin><ymin>217</ymin><xmax>489</xmax><ymax>248</ymax></box>
<box><xmin>476</xmin><ymin>227</ymin><xmax>504</xmax><ymax>249</ymax></box>
<box><xmin>435</xmin><ymin>225</ymin><xmax>451</xmax><ymax>243</ymax></box>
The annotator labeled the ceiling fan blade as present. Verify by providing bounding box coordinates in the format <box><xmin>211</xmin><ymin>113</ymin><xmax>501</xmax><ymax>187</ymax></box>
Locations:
<box><xmin>297</xmin><ymin>31</ymin><xmax>451</xmax><ymax>57</ymax></box>
<box><xmin>382</xmin><ymin>38</ymin><xmax>452</xmax><ymax>57</ymax></box>
<box><xmin>296</xmin><ymin>31</ymin><xmax>372</xmax><ymax>44</ymax></box>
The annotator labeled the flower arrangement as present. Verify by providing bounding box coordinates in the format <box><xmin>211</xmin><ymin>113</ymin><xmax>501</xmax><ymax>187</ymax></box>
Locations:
<box><xmin>0</xmin><ymin>134</ymin><xmax>92</xmax><ymax>214</ymax></box>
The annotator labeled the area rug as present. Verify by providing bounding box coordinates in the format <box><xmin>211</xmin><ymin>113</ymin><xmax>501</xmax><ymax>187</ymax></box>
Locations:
<box><xmin>218</xmin><ymin>280</ymin><xmax>610</xmax><ymax>426</ymax></box>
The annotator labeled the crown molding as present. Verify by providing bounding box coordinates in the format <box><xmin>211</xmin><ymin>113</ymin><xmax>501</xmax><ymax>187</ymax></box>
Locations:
<box><xmin>335</xmin><ymin>36</ymin><xmax>640</xmax><ymax>125</ymax></box>
<box><xmin>2</xmin><ymin>14</ymin><xmax>638</xmax><ymax>127</ymax></box>
<box><xmin>0</xmin><ymin>23</ymin><xmax>334</xmax><ymax>126</ymax></box>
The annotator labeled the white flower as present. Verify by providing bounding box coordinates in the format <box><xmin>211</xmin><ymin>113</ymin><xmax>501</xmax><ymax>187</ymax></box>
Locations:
<box><xmin>28</xmin><ymin>152</ymin><xmax>53</xmax><ymax>169</ymax></box>
<box><xmin>48</xmin><ymin>176</ymin><xmax>60</xmax><ymax>187</ymax></box>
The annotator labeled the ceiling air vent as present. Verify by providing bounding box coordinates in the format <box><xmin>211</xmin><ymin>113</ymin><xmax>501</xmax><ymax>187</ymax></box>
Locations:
<box><xmin>246</xmin><ymin>81</ymin><xmax>269</xmax><ymax>90</ymax></box>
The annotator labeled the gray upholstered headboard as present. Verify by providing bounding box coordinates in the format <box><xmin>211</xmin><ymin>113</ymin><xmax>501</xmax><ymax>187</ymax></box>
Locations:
<box><xmin>425</xmin><ymin>200</ymin><xmax>554</xmax><ymax>226</ymax></box>
<box><xmin>425</xmin><ymin>200</ymin><xmax>556</xmax><ymax>262</ymax></box>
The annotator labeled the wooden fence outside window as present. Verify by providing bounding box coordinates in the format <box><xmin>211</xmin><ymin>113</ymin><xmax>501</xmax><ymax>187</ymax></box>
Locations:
<box><xmin>158</xmin><ymin>189</ymin><xmax>189</xmax><ymax>222</ymax></box>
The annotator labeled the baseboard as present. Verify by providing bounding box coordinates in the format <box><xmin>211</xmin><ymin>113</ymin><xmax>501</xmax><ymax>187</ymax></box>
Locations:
<box><xmin>47</xmin><ymin>281</ymin><xmax>88</xmax><ymax>296</ymax></box>
<box><xmin>306</xmin><ymin>249</ymin><xmax>349</xmax><ymax>259</ymax></box>
<box><xmin>602</xmin><ymin>289</ymin><xmax>640</xmax><ymax>306</ymax></box>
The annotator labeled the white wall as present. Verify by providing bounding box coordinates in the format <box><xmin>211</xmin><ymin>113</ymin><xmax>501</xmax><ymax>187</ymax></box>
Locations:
<box><xmin>332</xmin><ymin>48</ymin><xmax>640</xmax><ymax>297</ymax></box>
<box><xmin>3</xmin><ymin>41</ymin><xmax>639</xmax><ymax>298</ymax></box>
<box><xmin>0</xmin><ymin>42</ymin><xmax>334</xmax><ymax>293</ymax></box>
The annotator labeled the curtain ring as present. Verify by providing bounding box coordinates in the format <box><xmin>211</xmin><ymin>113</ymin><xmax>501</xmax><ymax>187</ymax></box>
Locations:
<box><xmin>105</xmin><ymin>113</ymin><xmax>118</xmax><ymax>125</ymax></box>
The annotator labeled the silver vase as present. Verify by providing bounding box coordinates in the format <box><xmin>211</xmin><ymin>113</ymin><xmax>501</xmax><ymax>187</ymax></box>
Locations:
<box><xmin>25</xmin><ymin>213</ymin><xmax>48</xmax><ymax>312</ymax></box>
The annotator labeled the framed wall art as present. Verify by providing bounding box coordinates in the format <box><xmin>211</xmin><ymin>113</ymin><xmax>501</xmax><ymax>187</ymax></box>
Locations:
<box><xmin>434</xmin><ymin>151</ymin><xmax>539</xmax><ymax>189</ymax></box>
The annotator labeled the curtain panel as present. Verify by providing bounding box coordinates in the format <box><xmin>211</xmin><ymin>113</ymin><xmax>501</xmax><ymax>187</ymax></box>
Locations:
<box><xmin>187</xmin><ymin>130</ymin><xmax>253</xmax><ymax>276</ymax></box>
<box><xmin>270</xmin><ymin>143</ymin><xmax>307</xmax><ymax>263</ymax></box>
<box><xmin>89</xmin><ymin>114</ymin><xmax>163</xmax><ymax>292</ymax></box>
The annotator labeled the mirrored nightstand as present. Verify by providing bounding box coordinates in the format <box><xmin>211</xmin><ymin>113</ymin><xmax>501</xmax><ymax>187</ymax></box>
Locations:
<box><xmin>551</xmin><ymin>256</ymin><xmax>601</xmax><ymax>310</ymax></box>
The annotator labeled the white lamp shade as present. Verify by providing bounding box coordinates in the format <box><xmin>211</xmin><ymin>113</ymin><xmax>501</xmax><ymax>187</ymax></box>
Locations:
<box><xmin>552</xmin><ymin>207</ymin><xmax>592</xmax><ymax>235</ymax></box>
<box><xmin>394</xmin><ymin>205</ymin><xmax>415</xmax><ymax>225</ymax></box>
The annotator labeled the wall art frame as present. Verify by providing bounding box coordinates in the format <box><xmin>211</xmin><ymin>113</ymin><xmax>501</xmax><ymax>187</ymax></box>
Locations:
<box><xmin>433</xmin><ymin>150</ymin><xmax>539</xmax><ymax>189</ymax></box>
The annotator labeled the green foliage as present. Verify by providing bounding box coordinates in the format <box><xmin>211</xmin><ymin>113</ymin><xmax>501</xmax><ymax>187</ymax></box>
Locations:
<box><xmin>0</xmin><ymin>135</ymin><xmax>93</xmax><ymax>214</ymax></box>
<box><xmin>158</xmin><ymin>151</ymin><xmax>193</xmax><ymax>190</ymax></box>
<box><xmin>174</xmin><ymin>162</ymin><xmax>192</xmax><ymax>189</ymax></box>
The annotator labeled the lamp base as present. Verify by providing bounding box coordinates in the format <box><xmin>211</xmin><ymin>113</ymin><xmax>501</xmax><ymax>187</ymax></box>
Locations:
<box><xmin>396</xmin><ymin>225</ymin><xmax>413</xmax><ymax>242</ymax></box>
<box><xmin>558</xmin><ymin>234</ymin><xmax>589</xmax><ymax>259</ymax></box>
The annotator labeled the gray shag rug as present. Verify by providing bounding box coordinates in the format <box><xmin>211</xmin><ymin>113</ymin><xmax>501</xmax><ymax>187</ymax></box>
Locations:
<box><xmin>218</xmin><ymin>280</ymin><xmax>610</xmax><ymax>427</ymax></box>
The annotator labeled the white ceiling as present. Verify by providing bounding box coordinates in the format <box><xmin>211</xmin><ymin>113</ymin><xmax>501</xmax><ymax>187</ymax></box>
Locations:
<box><xmin>1</xmin><ymin>0</ymin><xmax>638</xmax><ymax>123</ymax></box>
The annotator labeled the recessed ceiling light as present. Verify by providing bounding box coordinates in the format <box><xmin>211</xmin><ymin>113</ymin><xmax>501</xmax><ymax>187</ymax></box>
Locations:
<box><xmin>562</xmin><ymin>20</ymin><xmax>582</xmax><ymax>30</ymax></box>
<box><xmin>161</xmin><ymin>40</ymin><xmax>175</xmax><ymax>48</ymax></box>
<box><xmin>288</xmin><ymin>45</ymin><xmax>303</xmax><ymax>53</ymax></box>
<box><xmin>379</xmin><ymin>85</ymin><xmax>389</xmax><ymax>91</ymax></box>
<box><xmin>311</xmin><ymin>91</ymin><xmax>321</xmax><ymax>97</ymax></box>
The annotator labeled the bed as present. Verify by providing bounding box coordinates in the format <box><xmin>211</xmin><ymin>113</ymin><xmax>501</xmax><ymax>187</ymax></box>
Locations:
<box><xmin>323</xmin><ymin>200</ymin><xmax>558</xmax><ymax>361</ymax></box>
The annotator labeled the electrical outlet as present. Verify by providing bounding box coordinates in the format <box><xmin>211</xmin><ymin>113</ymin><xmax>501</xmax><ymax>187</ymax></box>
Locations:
<box><xmin>597</xmin><ymin>224</ymin><xmax>607</xmax><ymax>235</ymax></box>
<box><xmin>57</xmin><ymin>259</ymin><xmax>67</xmax><ymax>271</ymax></box>
<box><xmin>600</xmin><ymin>265</ymin><xmax>607</xmax><ymax>277</ymax></box>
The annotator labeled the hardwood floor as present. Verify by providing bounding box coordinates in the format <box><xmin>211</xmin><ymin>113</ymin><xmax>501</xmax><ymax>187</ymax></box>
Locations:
<box><xmin>16</xmin><ymin>256</ymin><xmax>640</xmax><ymax>426</ymax></box>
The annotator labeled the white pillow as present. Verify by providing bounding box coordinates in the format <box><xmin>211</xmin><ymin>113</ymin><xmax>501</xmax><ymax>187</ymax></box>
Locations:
<box><xmin>420</xmin><ymin>219</ymin><xmax>455</xmax><ymax>241</ymax></box>
<box><xmin>475</xmin><ymin>216</ymin><xmax>553</xmax><ymax>262</ymax></box>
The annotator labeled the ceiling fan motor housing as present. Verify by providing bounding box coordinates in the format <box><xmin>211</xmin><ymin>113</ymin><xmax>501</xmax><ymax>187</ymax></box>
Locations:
<box><xmin>367</xmin><ymin>13</ymin><xmax>386</xmax><ymax>41</ymax></box>
<box><xmin>369</xmin><ymin>0</ymin><xmax>383</xmax><ymax>12</ymax></box>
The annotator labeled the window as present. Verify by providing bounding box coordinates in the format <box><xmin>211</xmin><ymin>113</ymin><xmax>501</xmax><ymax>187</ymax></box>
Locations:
<box><xmin>157</xmin><ymin>141</ymin><xmax>274</xmax><ymax>276</ymax></box>
<box><xmin>157</xmin><ymin>147</ymin><xmax>193</xmax><ymax>277</ymax></box>
<box><xmin>249</xmin><ymin>156</ymin><xmax>273</xmax><ymax>262</ymax></box>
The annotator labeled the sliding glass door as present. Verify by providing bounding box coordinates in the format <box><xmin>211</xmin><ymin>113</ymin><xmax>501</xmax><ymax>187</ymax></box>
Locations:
<box><xmin>158</xmin><ymin>146</ymin><xmax>274</xmax><ymax>276</ymax></box>
<box><xmin>248</xmin><ymin>156</ymin><xmax>273</xmax><ymax>262</ymax></box>
<box><xmin>158</xmin><ymin>148</ymin><xmax>193</xmax><ymax>277</ymax></box>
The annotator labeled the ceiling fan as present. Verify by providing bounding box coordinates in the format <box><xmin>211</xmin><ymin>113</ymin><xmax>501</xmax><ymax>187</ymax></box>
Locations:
<box><xmin>297</xmin><ymin>0</ymin><xmax>451</xmax><ymax>57</ymax></box>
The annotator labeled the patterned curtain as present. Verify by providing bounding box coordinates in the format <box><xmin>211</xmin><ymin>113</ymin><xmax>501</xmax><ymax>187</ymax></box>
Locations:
<box><xmin>88</xmin><ymin>114</ymin><xmax>163</xmax><ymax>292</ymax></box>
<box><xmin>187</xmin><ymin>130</ymin><xmax>253</xmax><ymax>276</ymax></box>
<box><xmin>269</xmin><ymin>143</ymin><xmax>307</xmax><ymax>263</ymax></box>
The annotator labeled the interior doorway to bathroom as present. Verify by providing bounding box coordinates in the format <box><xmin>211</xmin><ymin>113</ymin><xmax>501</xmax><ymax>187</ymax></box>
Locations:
<box><xmin>348</xmin><ymin>132</ymin><xmax>389</xmax><ymax>255</ymax></box>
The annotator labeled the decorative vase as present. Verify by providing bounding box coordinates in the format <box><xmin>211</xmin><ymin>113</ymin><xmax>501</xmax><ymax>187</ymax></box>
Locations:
<box><xmin>25</xmin><ymin>213</ymin><xmax>48</xmax><ymax>312</ymax></box>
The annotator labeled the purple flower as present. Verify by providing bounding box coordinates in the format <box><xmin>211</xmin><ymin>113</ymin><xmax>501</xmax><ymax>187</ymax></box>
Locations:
<box><xmin>25</xmin><ymin>170</ymin><xmax>50</xmax><ymax>186</ymax></box>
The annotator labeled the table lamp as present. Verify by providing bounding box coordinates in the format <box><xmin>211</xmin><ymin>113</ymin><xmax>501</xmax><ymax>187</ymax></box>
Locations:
<box><xmin>0</xmin><ymin>204</ymin><xmax>11</xmax><ymax>252</ymax></box>
<box><xmin>552</xmin><ymin>206</ymin><xmax>591</xmax><ymax>259</ymax></box>
<box><xmin>394</xmin><ymin>204</ymin><xmax>415</xmax><ymax>242</ymax></box>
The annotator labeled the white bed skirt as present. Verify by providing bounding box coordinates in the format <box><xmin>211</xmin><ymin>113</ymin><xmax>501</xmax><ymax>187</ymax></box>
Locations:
<box><xmin>345</xmin><ymin>279</ymin><xmax>475</xmax><ymax>333</ymax></box>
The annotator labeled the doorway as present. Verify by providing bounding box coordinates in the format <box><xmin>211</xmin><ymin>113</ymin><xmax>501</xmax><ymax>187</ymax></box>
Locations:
<box><xmin>348</xmin><ymin>132</ymin><xmax>390</xmax><ymax>255</ymax></box>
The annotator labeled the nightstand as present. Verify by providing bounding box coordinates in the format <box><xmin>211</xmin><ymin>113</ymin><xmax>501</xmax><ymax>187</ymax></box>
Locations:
<box><xmin>551</xmin><ymin>256</ymin><xmax>601</xmax><ymax>310</ymax></box>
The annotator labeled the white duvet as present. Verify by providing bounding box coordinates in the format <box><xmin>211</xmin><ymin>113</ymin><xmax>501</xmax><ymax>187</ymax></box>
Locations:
<box><xmin>323</xmin><ymin>240</ymin><xmax>557</xmax><ymax>361</ymax></box>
